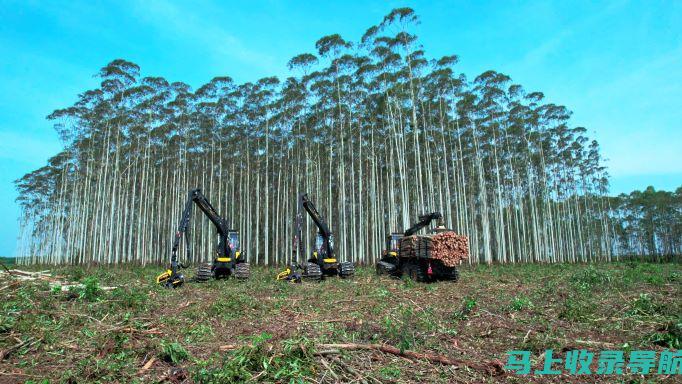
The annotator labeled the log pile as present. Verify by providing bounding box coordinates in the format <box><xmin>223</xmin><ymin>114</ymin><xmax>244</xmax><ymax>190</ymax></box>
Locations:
<box><xmin>399</xmin><ymin>231</ymin><xmax>469</xmax><ymax>267</ymax></box>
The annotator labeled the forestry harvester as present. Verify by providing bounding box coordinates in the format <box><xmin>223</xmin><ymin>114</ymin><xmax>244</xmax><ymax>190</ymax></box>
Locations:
<box><xmin>277</xmin><ymin>193</ymin><xmax>355</xmax><ymax>281</ymax></box>
<box><xmin>156</xmin><ymin>188</ymin><xmax>249</xmax><ymax>288</ymax></box>
<box><xmin>376</xmin><ymin>212</ymin><xmax>467</xmax><ymax>282</ymax></box>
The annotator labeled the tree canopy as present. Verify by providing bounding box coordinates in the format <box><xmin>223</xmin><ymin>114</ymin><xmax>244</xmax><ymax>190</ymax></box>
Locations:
<box><xmin>15</xmin><ymin>8</ymin><xmax>678</xmax><ymax>265</ymax></box>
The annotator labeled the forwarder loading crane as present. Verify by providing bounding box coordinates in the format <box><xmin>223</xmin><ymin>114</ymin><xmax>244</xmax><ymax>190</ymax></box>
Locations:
<box><xmin>277</xmin><ymin>193</ymin><xmax>354</xmax><ymax>281</ymax></box>
<box><xmin>156</xmin><ymin>188</ymin><xmax>249</xmax><ymax>288</ymax></box>
<box><xmin>377</xmin><ymin>212</ymin><xmax>460</xmax><ymax>282</ymax></box>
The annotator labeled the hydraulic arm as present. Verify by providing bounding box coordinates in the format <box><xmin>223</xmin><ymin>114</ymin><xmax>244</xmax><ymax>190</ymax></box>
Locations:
<box><xmin>404</xmin><ymin>212</ymin><xmax>444</xmax><ymax>236</ymax></box>
<box><xmin>157</xmin><ymin>188</ymin><xmax>247</xmax><ymax>287</ymax></box>
<box><xmin>277</xmin><ymin>193</ymin><xmax>354</xmax><ymax>281</ymax></box>
<box><xmin>299</xmin><ymin>193</ymin><xmax>334</xmax><ymax>260</ymax></box>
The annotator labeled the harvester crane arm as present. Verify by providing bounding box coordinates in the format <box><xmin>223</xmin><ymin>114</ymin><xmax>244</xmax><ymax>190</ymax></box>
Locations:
<box><xmin>277</xmin><ymin>193</ymin><xmax>354</xmax><ymax>281</ymax></box>
<box><xmin>404</xmin><ymin>212</ymin><xmax>443</xmax><ymax>236</ymax></box>
<box><xmin>160</xmin><ymin>188</ymin><xmax>237</xmax><ymax>287</ymax></box>
<box><xmin>171</xmin><ymin>189</ymin><xmax>232</xmax><ymax>263</ymax></box>
<box><xmin>299</xmin><ymin>193</ymin><xmax>333</xmax><ymax>257</ymax></box>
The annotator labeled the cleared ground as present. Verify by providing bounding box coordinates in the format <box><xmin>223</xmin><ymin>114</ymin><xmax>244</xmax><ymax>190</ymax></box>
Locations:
<box><xmin>1</xmin><ymin>262</ymin><xmax>680</xmax><ymax>383</ymax></box>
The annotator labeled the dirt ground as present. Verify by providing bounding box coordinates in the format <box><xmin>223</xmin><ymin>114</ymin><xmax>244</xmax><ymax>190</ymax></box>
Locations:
<box><xmin>1</xmin><ymin>261</ymin><xmax>680</xmax><ymax>383</ymax></box>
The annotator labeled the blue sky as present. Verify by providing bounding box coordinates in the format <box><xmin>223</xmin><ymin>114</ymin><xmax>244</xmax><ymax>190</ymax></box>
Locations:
<box><xmin>1</xmin><ymin>0</ymin><xmax>680</xmax><ymax>256</ymax></box>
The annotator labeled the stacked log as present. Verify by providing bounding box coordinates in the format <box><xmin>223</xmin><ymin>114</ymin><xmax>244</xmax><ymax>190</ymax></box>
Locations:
<box><xmin>398</xmin><ymin>231</ymin><xmax>469</xmax><ymax>267</ymax></box>
<box><xmin>398</xmin><ymin>236</ymin><xmax>418</xmax><ymax>258</ymax></box>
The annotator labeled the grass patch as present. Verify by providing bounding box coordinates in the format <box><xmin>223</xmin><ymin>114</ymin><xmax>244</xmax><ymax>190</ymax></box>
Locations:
<box><xmin>643</xmin><ymin>319</ymin><xmax>682</xmax><ymax>349</ymax></box>
<box><xmin>66</xmin><ymin>276</ymin><xmax>103</xmax><ymax>302</ymax></box>
<box><xmin>160</xmin><ymin>340</ymin><xmax>190</xmax><ymax>364</ymax></box>
<box><xmin>193</xmin><ymin>333</ymin><xmax>316</xmax><ymax>383</ymax></box>
<box><xmin>570</xmin><ymin>265</ymin><xmax>612</xmax><ymax>290</ymax></box>
<box><xmin>452</xmin><ymin>296</ymin><xmax>477</xmax><ymax>320</ymax></box>
<box><xmin>508</xmin><ymin>296</ymin><xmax>533</xmax><ymax>312</ymax></box>
<box><xmin>626</xmin><ymin>293</ymin><xmax>667</xmax><ymax>317</ymax></box>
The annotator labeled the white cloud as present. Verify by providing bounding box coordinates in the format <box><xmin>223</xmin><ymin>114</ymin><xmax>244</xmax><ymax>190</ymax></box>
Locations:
<box><xmin>129</xmin><ymin>0</ymin><xmax>279</xmax><ymax>75</ymax></box>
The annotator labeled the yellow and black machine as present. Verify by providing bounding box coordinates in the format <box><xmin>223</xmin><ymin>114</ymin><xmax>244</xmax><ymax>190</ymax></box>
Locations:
<box><xmin>277</xmin><ymin>193</ymin><xmax>354</xmax><ymax>281</ymax></box>
<box><xmin>157</xmin><ymin>188</ymin><xmax>249</xmax><ymax>288</ymax></box>
<box><xmin>376</xmin><ymin>212</ymin><xmax>459</xmax><ymax>282</ymax></box>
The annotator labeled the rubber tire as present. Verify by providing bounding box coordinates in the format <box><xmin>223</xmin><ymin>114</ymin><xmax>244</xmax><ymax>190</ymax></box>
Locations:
<box><xmin>441</xmin><ymin>267</ymin><xmax>459</xmax><ymax>282</ymax></box>
<box><xmin>195</xmin><ymin>263</ymin><xmax>213</xmax><ymax>282</ymax></box>
<box><xmin>404</xmin><ymin>261</ymin><xmax>427</xmax><ymax>283</ymax></box>
<box><xmin>339</xmin><ymin>261</ymin><xmax>355</xmax><ymax>278</ymax></box>
<box><xmin>376</xmin><ymin>261</ymin><xmax>397</xmax><ymax>276</ymax></box>
<box><xmin>303</xmin><ymin>262</ymin><xmax>322</xmax><ymax>281</ymax></box>
<box><xmin>234</xmin><ymin>263</ymin><xmax>250</xmax><ymax>279</ymax></box>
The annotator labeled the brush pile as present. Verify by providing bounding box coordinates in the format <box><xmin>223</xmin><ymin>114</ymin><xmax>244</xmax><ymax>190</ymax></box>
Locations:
<box><xmin>399</xmin><ymin>231</ymin><xmax>469</xmax><ymax>267</ymax></box>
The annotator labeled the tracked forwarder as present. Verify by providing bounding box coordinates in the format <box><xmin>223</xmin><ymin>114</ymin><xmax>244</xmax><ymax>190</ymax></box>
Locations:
<box><xmin>377</xmin><ymin>212</ymin><xmax>466</xmax><ymax>282</ymax></box>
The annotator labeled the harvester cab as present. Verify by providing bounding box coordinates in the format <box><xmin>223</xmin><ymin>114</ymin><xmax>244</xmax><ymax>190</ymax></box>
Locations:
<box><xmin>226</xmin><ymin>230</ymin><xmax>242</xmax><ymax>261</ymax></box>
<box><xmin>384</xmin><ymin>233</ymin><xmax>403</xmax><ymax>257</ymax></box>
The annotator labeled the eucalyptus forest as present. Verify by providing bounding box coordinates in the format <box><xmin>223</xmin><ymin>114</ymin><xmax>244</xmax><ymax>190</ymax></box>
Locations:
<box><xmin>14</xmin><ymin>8</ymin><xmax>681</xmax><ymax>266</ymax></box>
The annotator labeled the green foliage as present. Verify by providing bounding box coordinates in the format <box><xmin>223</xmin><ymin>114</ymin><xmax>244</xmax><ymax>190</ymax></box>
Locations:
<box><xmin>67</xmin><ymin>267</ymin><xmax>86</xmax><ymax>282</ymax></box>
<box><xmin>559</xmin><ymin>294</ymin><xmax>593</xmax><ymax>322</ymax></box>
<box><xmin>160</xmin><ymin>340</ymin><xmax>190</xmax><ymax>364</ymax></box>
<box><xmin>401</xmin><ymin>275</ymin><xmax>416</xmax><ymax>289</ymax></box>
<box><xmin>110</xmin><ymin>286</ymin><xmax>148</xmax><ymax>310</ymax></box>
<box><xmin>185</xmin><ymin>324</ymin><xmax>214</xmax><ymax>342</ymax></box>
<box><xmin>379</xmin><ymin>365</ymin><xmax>402</xmax><ymax>380</ymax></box>
<box><xmin>209</xmin><ymin>296</ymin><xmax>263</xmax><ymax>320</ymax></box>
<box><xmin>0</xmin><ymin>257</ymin><xmax>15</xmax><ymax>267</ymax></box>
<box><xmin>68</xmin><ymin>276</ymin><xmax>102</xmax><ymax>302</ymax></box>
<box><xmin>626</xmin><ymin>294</ymin><xmax>666</xmax><ymax>317</ymax></box>
<box><xmin>570</xmin><ymin>266</ymin><xmax>612</xmax><ymax>290</ymax></box>
<box><xmin>612</xmin><ymin>186</ymin><xmax>682</xmax><ymax>256</ymax></box>
<box><xmin>508</xmin><ymin>296</ymin><xmax>533</xmax><ymax>312</ymax></box>
<box><xmin>644</xmin><ymin>320</ymin><xmax>682</xmax><ymax>349</ymax></box>
<box><xmin>193</xmin><ymin>333</ymin><xmax>316</xmax><ymax>383</ymax></box>
<box><xmin>382</xmin><ymin>305</ymin><xmax>424</xmax><ymax>352</ymax></box>
<box><xmin>452</xmin><ymin>296</ymin><xmax>477</xmax><ymax>320</ymax></box>
<box><xmin>0</xmin><ymin>314</ymin><xmax>16</xmax><ymax>333</ymax></box>
<box><xmin>374</xmin><ymin>287</ymin><xmax>391</xmax><ymax>299</ymax></box>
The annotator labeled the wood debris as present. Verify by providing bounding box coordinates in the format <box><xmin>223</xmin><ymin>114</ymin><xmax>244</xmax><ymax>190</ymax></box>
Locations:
<box><xmin>0</xmin><ymin>269</ymin><xmax>118</xmax><ymax>291</ymax></box>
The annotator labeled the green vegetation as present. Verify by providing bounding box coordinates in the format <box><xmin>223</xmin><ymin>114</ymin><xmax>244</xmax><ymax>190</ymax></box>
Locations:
<box><xmin>0</xmin><ymin>256</ymin><xmax>15</xmax><ymax>267</ymax></box>
<box><xmin>194</xmin><ymin>333</ymin><xmax>316</xmax><ymax>383</ymax></box>
<box><xmin>1</xmin><ymin>262</ymin><xmax>679</xmax><ymax>382</ymax></box>
<box><xmin>508</xmin><ymin>296</ymin><xmax>534</xmax><ymax>312</ymax></box>
<box><xmin>67</xmin><ymin>276</ymin><xmax>103</xmax><ymax>302</ymax></box>
<box><xmin>160</xmin><ymin>340</ymin><xmax>190</xmax><ymax>364</ymax></box>
<box><xmin>452</xmin><ymin>296</ymin><xmax>477</xmax><ymax>320</ymax></box>
<box><xmin>611</xmin><ymin>186</ymin><xmax>682</xmax><ymax>257</ymax></box>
